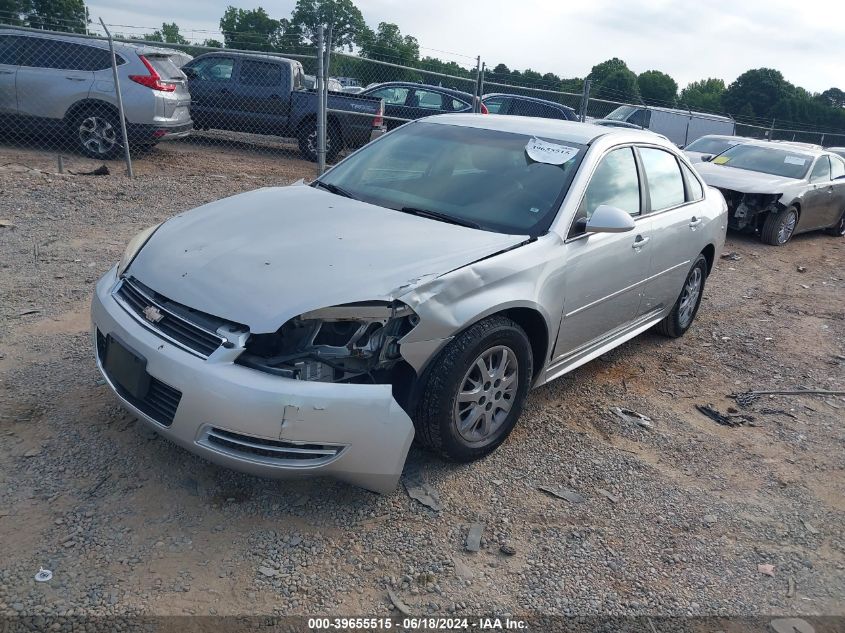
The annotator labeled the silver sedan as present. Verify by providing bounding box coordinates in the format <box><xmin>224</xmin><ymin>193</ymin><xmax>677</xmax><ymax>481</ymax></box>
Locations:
<box><xmin>92</xmin><ymin>115</ymin><xmax>727</xmax><ymax>492</ymax></box>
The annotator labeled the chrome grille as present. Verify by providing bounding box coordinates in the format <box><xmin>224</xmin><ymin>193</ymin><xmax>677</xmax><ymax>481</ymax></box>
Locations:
<box><xmin>200</xmin><ymin>427</ymin><xmax>344</xmax><ymax>466</ymax></box>
<box><xmin>114</xmin><ymin>278</ymin><xmax>225</xmax><ymax>358</ymax></box>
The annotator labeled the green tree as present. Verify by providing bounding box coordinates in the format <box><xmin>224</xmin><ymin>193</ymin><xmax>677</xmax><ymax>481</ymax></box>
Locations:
<box><xmin>596</xmin><ymin>68</ymin><xmax>640</xmax><ymax>102</ymax></box>
<box><xmin>0</xmin><ymin>0</ymin><xmax>24</xmax><ymax>24</ymax></box>
<box><xmin>289</xmin><ymin>0</ymin><xmax>366</xmax><ymax>50</ymax></box>
<box><xmin>588</xmin><ymin>57</ymin><xmax>629</xmax><ymax>86</ymax></box>
<box><xmin>219</xmin><ymin>6</ymin><xmax>287</xmax><ymax>51</ymax></box>
<box><xmin>817</xmin><ymin>87</ymin><xmax>845</xmax><ymax>109</ymax></box>
<box><xmin>679</xmin><ymin>78</ymin><xmax>725</xmax><ymax>112</ymax></box>
<box><xmin>637</xmin><ymin>70</ymin><xmax>677</xmax><ymax>106</ymax></box>
<box><xmin>144</xmin><ymin>22</ymin><xmax>189</xmax><ymax>45</ymax></box>
<box><xmin>722</xmin><ymin>68</ymin><xmax>794</xmax><ymax>118</ymax></box>
<box><xmin>202</xmin><ymin>38</ymin><xmax>223</xmax><ymax>48</ymax></box>
<box><xmin>358</xmin><ymin>22</ymin><xmax>418</xmax><ymax>65</ymax></box>
<box><xmin>21</xmin><ymin>0</ymin><xmax>88</xmax><ymax>33</ymax></box>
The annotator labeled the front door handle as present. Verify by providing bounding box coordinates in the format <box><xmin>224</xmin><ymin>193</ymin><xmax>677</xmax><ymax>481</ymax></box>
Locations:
<box><xmin>0</xmin><ymin>69</ymin><xmax>14</xmax><ymax>75</ymax></box>
<box><xmin>689</xmin><ymin>216</ymin><xmax>703</xmax><ymax>228</ymax></box>
<box><xmin>632</xmin><ymin>235</ymin><xmax>650</xmax><ymax>249</ymax></box>
<box><xmin>65</xmin><ymin>76</ymin><xmax>87</xmax><ymax>81</ymax></box>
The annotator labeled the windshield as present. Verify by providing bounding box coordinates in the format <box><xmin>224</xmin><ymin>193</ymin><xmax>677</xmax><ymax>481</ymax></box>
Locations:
<box><xmin>318</xmin><ymin>121</ymin><xmax>585</xmax><ymax>235</ymax></box>
<box><xmin>685</xmin><ymin>137</ymin><xmax>741</xmax><ymax>154</ymax></box>
<box><xmin>710</xmin><ymin>144</ymin><xmax>813</xmax><ymax>179</ymax></box>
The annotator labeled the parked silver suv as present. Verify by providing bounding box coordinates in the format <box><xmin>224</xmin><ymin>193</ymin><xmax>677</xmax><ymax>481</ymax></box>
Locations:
<box><xmin>0</xmin><ymin>29</ymin><xmax>192</xmax><ymax>159</ymax></box>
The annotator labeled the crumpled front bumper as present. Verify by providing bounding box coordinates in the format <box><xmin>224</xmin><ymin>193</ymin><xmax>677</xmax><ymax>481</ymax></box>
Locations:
<box><xmin>90</xmin><ymin>266</ymin><xmax>414</xmax><ymax>493</ymax></box>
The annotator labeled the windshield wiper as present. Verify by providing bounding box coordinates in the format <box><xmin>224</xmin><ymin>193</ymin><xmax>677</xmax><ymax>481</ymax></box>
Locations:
<box><xmin>313</xmin><ymin>180</ymin><xmax>358</xmax><ymax>200</ymax></box>
<box><xmin>398</xmin><ymin>207</ymin><xmax>482</xmax><ymax>230</ymax></box>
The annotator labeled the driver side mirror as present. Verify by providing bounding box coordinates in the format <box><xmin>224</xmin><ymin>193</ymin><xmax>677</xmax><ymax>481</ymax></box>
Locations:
<box><xmin>582</xmin><ymin>205</ymin><xmax>636</xmax><ymax>234</ymax></box>
<box><xmin>700</xmin><ymin>154</ymin><xmax>713</xmax><ymax>162</ymax></box>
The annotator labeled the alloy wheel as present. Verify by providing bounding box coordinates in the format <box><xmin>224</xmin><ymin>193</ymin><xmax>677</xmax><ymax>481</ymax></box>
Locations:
<box><xmin>79</xmin><ymin>115</ymin><xmax>117</xmax><ymax>157</ymax></box>
<box><xmin>678</xmin><ymin>267</ymin><xmax>703</xmax><ymax>328</ymax></box>
<box><xmin>778</xmin><ymin>210</ymin><xmax>797</xmax><ymax>244</ymax></box>
<box><xmin>453</xmin><ymin>345</ymin><xmax>518</xmax><ymax>443</ymax></box>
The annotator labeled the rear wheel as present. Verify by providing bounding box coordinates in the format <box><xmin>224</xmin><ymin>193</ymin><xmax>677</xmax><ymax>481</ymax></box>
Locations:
<box><xmin>824</xmin><ymin>207</ymin><xmax>845</xmax><ymax>237</ymax></box>
<box><xmin>414</xmin><ymin>315</ymin><xmax>532</xmax><ymax>462</ymax></box>
<box><xmin>72</xmin><ymin>108</ymin><xmax>122</xmax><ymax>159</ymax></box>
<box><xmin>655</xmin><ymin>254</ymin><xmax>708</xmax><ymax>338</ymax></box>
<box><xmin>761</xmin><ymin>205</ymin><xmax>798</xmax><ymax>245</ymax></box>
<box><xmin>297</xmin><ymin>121</ymin><xmax>341</xmax><ymax>163</ymax></box>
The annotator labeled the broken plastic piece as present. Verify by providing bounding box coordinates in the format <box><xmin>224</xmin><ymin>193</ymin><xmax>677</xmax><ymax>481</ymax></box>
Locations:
<box><xmin>525</xmin><ymin>137</ymin><xmax>579</xmax><ymax>165</ymax></box>
<box><xmin>34</xmin><ymin>567</ymin><xmax>52</xmax><ymax>582</ymax></box>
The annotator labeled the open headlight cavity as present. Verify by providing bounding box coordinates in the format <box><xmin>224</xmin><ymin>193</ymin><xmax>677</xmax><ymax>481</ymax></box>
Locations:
<box><xmin>236</xmin><ymin>301</ymin><xmax>419</xmax><ymax>383</ymax></box>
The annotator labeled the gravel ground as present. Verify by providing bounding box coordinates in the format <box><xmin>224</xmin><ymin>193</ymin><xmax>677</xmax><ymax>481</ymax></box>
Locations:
<box><xmin>0</xmin><ymin>140</ymin><xmax>843</xmax><ymax>623</ymax></box>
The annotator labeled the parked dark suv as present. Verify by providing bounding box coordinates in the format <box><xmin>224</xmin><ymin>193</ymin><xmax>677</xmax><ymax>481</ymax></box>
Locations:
<box><xmin>359</xmin><ymin>82</ymin><xmax>483</xmax><ymax>129</ymax></box>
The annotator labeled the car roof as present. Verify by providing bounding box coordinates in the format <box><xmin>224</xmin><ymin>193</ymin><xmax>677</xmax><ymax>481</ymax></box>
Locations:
<box><xmin>364</xmin><ymin>81</ymin><xmax>474</xmax><ymax>100</ymax></box>
<box><xmin>690</xmin><ymin>134</ymin><xmax>747</xmax><ymax>142</ymax></box>
<box><xmin>482</xmin><ymin>93</ymin><xmax>575</xmax><ymax>112</ymax></box>
<box><xmin>191</xmin><ymin>50</ymin><xmax>297</xmax><ymax>65</ymax></box>
<box><xmin>0</xmin><ymin>27</ymin><xmax>186</xmax><ymax>57</ymax></box>
<box><xmin>421</xmin><ymin>113</ymin><xmax>672</xmax><ymax>146</ymax></box>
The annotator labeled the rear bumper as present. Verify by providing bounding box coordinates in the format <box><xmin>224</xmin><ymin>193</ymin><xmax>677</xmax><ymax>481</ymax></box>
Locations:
<box><xmin>91</xmin><ymin>266</ymin><xmax>414</xmax><ymax>493</ymax></box>
<box><xmin>127</xmin><ymin>121</ymin><xmax>193</xmax><ymax>144</ymax></box>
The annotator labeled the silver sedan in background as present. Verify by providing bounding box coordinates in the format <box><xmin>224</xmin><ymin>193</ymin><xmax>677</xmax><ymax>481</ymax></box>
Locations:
<box><xmin>682</xmin><ymin>134</ymin><xmax>747</xmax><ymax>163</ymax></box>
<box><xmin>696</xmin><ymin>141</ymin><xmax>845</xmax><ymax>244</ymax></box>
<box><xmin>92</xmin><ymin>116</ymin><xmax>727</xmax><ymax>492</ymax></box>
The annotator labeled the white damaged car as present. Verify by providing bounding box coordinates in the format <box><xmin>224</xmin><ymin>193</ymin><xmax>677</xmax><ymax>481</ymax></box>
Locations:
<box><xmin>92</xmin><ymin>115</ymin><xmax>727</xmax><ymax>492</ymax></box>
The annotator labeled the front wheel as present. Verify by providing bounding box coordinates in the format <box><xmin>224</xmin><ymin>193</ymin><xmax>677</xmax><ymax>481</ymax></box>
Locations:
<box><xmin>414</xmin><ymin>315</ymin><xmax>533</xmax><ymax>462</ymax></box>
<box><xmin>761</xmin><ymin>205</ymin><xmax>798</xmax><ymax>245</ymax></box>
<box><xmin>824</xmin><ymin>208</ymin><xmax>845</xmax><ymax>237</ymax></box>
<box><xmin>655</xmin><ymin>254</ymin><xmax>708</xmax><ymax>338</ymax></box>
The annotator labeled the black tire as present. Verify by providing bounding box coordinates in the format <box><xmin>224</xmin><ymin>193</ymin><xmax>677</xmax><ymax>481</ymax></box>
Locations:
<box><xmin>655</xmin><ymin>254</ymin><xmax>708</xmax><ymax>338</ymax></box>
<box><xmin>414</xmin><ymin>315</ymin><xmax>533</xmax><ymax>462</ymax></box>
<box><xmin>824</xmin><ymin>207</ymin><xmax>845</xmax><ymax>237</ymax></box>
<box><xmin>71</xmin><ymin>107</ymin><xmax>122</xmax><ymax>160</ymax></box>
<box><xmin>761</xmin><ymin>205</ymin><xmax>798</xmax><ymax>245</ymax></box>
<box><xmin>297</xmin><ymin>121</ymin><xmax>341</xmax><ymax>163</ymax></box>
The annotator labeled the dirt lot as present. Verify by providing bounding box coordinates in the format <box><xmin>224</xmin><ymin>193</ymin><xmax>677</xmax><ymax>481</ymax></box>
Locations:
<box><xmin>0</xmin><ymin>140</ymin><xmax>843</xmax><ymax>623</ymax></box>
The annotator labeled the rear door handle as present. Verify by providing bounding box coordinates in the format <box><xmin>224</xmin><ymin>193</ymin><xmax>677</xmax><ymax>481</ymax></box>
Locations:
<box><xmin>689</xmin><ymin>216</ymin><xmax>703</xmax><ymax>228</ymax></box>
<box><xmin>65</xmin><ymin>76</ymin><xmax>87</xmax><ymax>81</ymax></box>
<box><xmin>0</xmin><ymin>69</ymin><xmax>14</xmax><ymax>75</ymax></box>
<box><xmin>632</xmin><ymin>235</ymin><xmax>650</xmax><ymax>249</ymax></box>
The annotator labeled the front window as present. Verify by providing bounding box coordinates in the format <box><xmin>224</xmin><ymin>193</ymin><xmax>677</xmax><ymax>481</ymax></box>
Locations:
<box><xmin>710</xmin><ymin>144</ymin><xmax>813</xmax><ymax>179</ymax></box>
<box><xmin>572</xmin><ymin>147</ymin><xmax>641</xmax><ymax>236</ymax></box>
<box><xmin>640</xmin><ymin>147</ymin><xmax>685</xmax><ymax>211</ymax></box>
<box><xmin>318</xmin><ymin>121</ymin><xmax>586</xmax><ymax>236</ymax></box>
<box><xmin>605</xmin><ymin>105</ymin><xmax>638</xmax><ymax>122</ymax></box>
<box><xmin>368</xmin><ymin>86</ymin><xmax>409</xmax><ymax>105</ymax></box>
<box><xmin>685</xmin><ymin>137</ymin><xmax>740</xmax><ymax>155</ymax></box>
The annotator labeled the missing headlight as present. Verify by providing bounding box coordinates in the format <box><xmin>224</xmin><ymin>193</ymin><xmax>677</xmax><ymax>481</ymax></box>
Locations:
<box><xmin>235</xmin><ymin>301</ymin><xmax>418</xmax><ymax>383</ymax></box>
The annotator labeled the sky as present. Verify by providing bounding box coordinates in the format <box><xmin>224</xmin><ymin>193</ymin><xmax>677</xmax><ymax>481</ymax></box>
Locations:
<box><xmin>85</xmin><ymin>0</ymin><xmax>844</xmax><ymax>93</ymax></box>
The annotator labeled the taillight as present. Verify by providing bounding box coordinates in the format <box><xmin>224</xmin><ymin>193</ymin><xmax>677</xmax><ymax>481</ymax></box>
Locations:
<box><xmin>372</xmin><ymin>100</ymin><xmax>384</xmax><ymax>128</ymax></box>
<box><xmin>129</xmin><ymin>55</ymin><xmax>176</xmax><ymax>92</ymax></box>
<box><xmin>480</xmin><ymin>102</ymin><xmax>489</xmax><ymax>115</ymax></box>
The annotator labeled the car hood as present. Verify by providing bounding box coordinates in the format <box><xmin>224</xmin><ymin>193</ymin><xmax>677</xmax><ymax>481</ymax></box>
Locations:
<box><xmin>129</xmin><ymin>185</ymin><xmax>528</xmax><ymax>333</ymax></box>
<box><xmin>694</xmin><ymin>162</ymin><xmax>801</xmax><ymax>193</ymax></box>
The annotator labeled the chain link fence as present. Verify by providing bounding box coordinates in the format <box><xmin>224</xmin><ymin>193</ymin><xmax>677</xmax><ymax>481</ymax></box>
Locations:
<box><xmin>2</xmin><ymin>20</ymin><xmax>845</xmax><ymax>178</ymax></box>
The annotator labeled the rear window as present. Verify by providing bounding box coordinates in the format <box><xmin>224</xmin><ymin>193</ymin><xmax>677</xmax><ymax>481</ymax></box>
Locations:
<box><xmin>145</xmin><ymin>54</ymin><xmax>184</xmax><ymax>80</ymax></box>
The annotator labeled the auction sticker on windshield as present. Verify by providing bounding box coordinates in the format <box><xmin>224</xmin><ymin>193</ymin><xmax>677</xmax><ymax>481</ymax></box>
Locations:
<box><xmin>525</xmin><ymin>137</ymin><xmax>579</xmax><ymax>165</ymax></box>
<box><xmin>784</xmin><ymin>156</ymin><xmax>807</xmax><ymax>166</ymax></box>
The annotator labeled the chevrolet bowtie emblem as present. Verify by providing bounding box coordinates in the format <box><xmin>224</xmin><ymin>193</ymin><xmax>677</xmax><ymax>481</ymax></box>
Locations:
<box><xmin>143</xmin><ymin>305</ymin><xmax>164</xmax><ymax>323</ymax></box>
